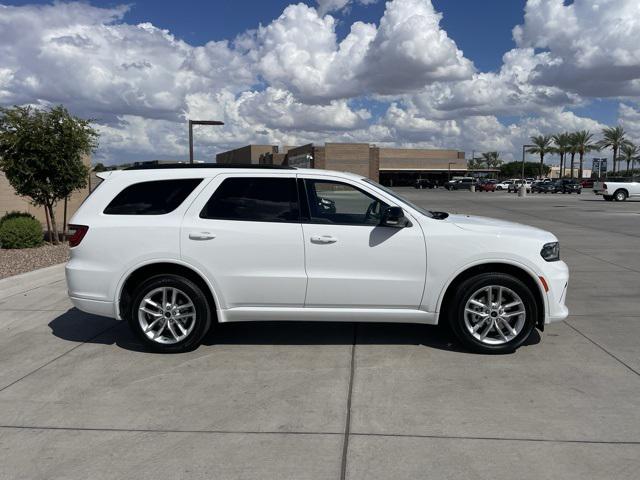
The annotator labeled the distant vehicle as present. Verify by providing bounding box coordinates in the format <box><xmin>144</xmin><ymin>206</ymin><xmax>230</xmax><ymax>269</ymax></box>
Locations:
<box><xmin>593</xmin><ymin>176</ymin><xmax>640</xmax><ymax>201</ymax></box>
<box><xmin>414</xmin><ymin>178</ymin><xmax>435</xmax><ymax>189</ymax></box>
<box><xmin>531</xmin><ymin>181</ymin><xmax>555</xmax><ymax>194</ymax></box>
<box><xmin>508</xmin><ymin>179</ymin><xmax>532</xmax><ymax>193</ymax></box>
<box><xmin>580</xmin><ymin>179</ymin><xmax>594</xmax><ymax>188</ymax></box>
<box><xmin>555</xmin><ymin>179</ymin><xmax>582</xmax><ymax>194</ymax></box>
<box><xmin>477</xmin><ymin>179</ymin><xmax>497</xmax><ymax>192</ymax></box>
<box><xmin>495</xmin><ymin>180</ymin><xmax>512</xmax><ymax>191</ymax></box>
<box><xmin>445</xmin><ymin>178</ymin><xmax>476</xmax><ymax>191</ymax></box>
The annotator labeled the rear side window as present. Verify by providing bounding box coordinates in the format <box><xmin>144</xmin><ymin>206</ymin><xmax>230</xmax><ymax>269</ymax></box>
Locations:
<box><xmin>104</xmin><ymin>179</ymin><xmax>202</xmax><ymax>215</ymax></box>
<box><xmin>200</xmin><ymin>177</ymin><xmax>299</xmax><ymax>222</ymax></box>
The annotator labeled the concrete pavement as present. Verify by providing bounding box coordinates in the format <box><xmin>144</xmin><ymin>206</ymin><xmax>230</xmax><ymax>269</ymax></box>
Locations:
<box><xmin>0</xmin><ymin>189</ymin><xmax>638</xmax><ymax>479</ymax></box>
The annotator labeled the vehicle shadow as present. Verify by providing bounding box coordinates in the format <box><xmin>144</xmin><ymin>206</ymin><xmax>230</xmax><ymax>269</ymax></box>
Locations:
<box><xmin>48</xmin><ymin>308</ymin><xmax>541</xmax><ymax>355</ymax></box>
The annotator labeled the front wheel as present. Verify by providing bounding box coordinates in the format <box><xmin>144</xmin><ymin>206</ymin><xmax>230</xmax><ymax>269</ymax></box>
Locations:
<box><xmin>448</xmin><ymin>273</ymin><xmax>537</xmax><ymax>354</ymax></box>
<box><xmin>128</xmin><ymin>274</ymin><xmax>213</xmax><ymax>353</ymax></box>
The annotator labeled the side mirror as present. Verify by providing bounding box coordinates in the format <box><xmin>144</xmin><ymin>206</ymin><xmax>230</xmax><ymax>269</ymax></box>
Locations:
<box><xmin>380</xmin><ymin>206</ymin><xmax>411</xmax><ymax>228</ymax></box>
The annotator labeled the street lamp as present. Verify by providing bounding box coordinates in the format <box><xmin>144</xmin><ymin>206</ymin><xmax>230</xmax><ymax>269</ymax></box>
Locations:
<box><xmin>188</xmin><ymin>120</ymin><xmax>224</xmax><ymax>163</ymax></box>
<box><xmin>521</xmin><ymin>144</ymin><xmax>535</xmax><ymax>180</ymax></box>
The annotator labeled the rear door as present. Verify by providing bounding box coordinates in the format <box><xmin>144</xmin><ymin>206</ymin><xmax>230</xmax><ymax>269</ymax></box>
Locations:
<box><xmin>181</xmin><ymin>173</ymin><xmax>307</xmax><ymax>308</ymax></box>
<box><xmin>299</xmin><ymin>175</ymin><xmax>427</xmax><ymax>309</ymax></box>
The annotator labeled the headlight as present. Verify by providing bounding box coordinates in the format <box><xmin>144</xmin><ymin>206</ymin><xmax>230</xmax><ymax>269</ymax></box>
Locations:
<box><xmin>540</xmin><ymin>242</ymin><xmax>560</xmax><ymax>262</ymax></box>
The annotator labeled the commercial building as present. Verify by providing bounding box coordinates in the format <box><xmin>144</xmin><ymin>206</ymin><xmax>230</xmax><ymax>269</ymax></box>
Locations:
<box><xmin>217</xmin><ymin>143</ymin><xmax>468</xmax><ymax>186</ymax></box>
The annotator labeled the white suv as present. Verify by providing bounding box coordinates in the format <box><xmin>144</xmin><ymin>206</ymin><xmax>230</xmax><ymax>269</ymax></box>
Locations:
<box><xmin>66</xmin><ymin>165</ymin><xmax>569</xmax><ymax>354</ymax></box>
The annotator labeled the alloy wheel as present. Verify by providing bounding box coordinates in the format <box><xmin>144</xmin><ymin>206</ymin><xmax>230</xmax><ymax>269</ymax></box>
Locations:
<box><xmin>463</xmin><ymin>285</ymin><xmax>526</xmax><ymax>345</ymax></box>
<box><xmin>138</xmin><ymin>287</ymin><xmax>196</xmax><ymax>344</ymax></box>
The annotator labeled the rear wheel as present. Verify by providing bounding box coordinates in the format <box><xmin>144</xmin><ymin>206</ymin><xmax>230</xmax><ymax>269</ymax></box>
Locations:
<box><xmin>448</xmin><ymin>273</ymin><xmax>537</xmax><ymax>354</ymax></box>
<box><xmin>614</xmin><ymin>189</ymin><xmax>628</xmax><ymax>202</ymax></box>
<box><xmin>128</xmin><ymin>274</ymin><xmax>212</xmax><ymax>353</ymax></box>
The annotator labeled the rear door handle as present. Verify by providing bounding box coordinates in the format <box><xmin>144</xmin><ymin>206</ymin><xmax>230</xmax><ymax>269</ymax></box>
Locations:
<box><xmin>189</xmin><ymin>232</ymin><xmax>216</xmax><ymax>241</ymax></box>
<box><xmin>310</xmin><ymin>235</ymin><xmax>338</xmax><ymax>244</ymax></box>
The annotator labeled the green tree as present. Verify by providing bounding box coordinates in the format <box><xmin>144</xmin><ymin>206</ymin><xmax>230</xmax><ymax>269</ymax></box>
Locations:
<box><xmin>567</xmin><ymin>133</ymin><xmax>579</xmax><ymax>178</ymax></box>
<box><xmin>467</xmin><ymin>156</ymin><xmax>485</xmax><ymax>171</ymax></box>
<box><xmin>481</xmin><ymin>151</ymin><xmax>503</xmax><ymax>169</ymax></box>
<box><xmin>597</xmin><ymin>126</ymin><xmax>631</xmax><ymax>173</ymax></box>
<box><xmin>500</xmin><ymin>161</ymin><xmax>550</xmax><ymax>178</ymax></box>
<box><xmin>572</xmin><ymin>130</ymin><xmax>598</xmax><ymax>179</ymax></box>
<box><xmin>527</xmin><ymin>135</ymin><xmax>553</xmax><ymax>178</ymax></box>
<box><xmin>618</xmin><ymin>143</ymin><xmax>639</xmax><ymax>173</ymax></box>
<box><xmin>0</xmin><ymin>105</ymin><xmax>98</xmax><ymax>244</ymax></box>
<box><xmin>93</xmin><ymin>162</ymin><xmax>107</xmax><ymax>172</ymax></box>
<box><xmin>552</xmin><ymin>132</ymin><xmax>571</xmax><ymax>178</ymax></box>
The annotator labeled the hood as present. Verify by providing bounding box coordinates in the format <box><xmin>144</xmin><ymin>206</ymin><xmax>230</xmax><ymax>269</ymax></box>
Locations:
<box><xmin>445</xmin><ymin>214</ymin><xmax>556</xmax><ymax>242</ymax></box>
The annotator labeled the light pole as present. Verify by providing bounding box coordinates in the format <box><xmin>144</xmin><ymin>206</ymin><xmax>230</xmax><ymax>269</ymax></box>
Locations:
<box><xmin>521</xmin><ymin>144</ymin><xmax>535</xmax><ymax>180</ymax></box>
<box><xmin>189</xmin><ymin>120</ymin><xmax>224</xmax><ymax>163</ymax></box>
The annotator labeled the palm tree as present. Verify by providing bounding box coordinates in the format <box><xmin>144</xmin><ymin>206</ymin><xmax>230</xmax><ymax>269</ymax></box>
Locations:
<box><xmin>568</xmin><ymin>133</ymin><xmax>579</xmax><ymax>178</ymax></box>
<box><xmin>552</xmin><ymin>132</ymin><xmax>571</xmax><ymax>178</ymax></box>
<box><xmin>572</xmin><ymin>130</ymin><xmax>599</xmax><ymax>179</ymax></box>
<box><xmin>527</xmin><ymin>135</ymin><xmax>553</xmax><ymax>178</ymax></box>
<box><xmin>481</xmin><ymin>151</ymin><xmax>503</xmax><ymax>169</ymax></box>
<box><xmin>618</xmin><ymin>143</ymin><xmax>639</xmax><ymax>172</ymax></box>
<box><xmin>598</xmin><ymin>126</ymin><xmax>631</xmax><ymax>173</ymax></box>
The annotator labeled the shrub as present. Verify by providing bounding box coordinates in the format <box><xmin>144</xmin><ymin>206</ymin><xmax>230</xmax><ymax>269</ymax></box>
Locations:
<box><xmin>0</xmin><ymin>216</ymin><xmax>44</xmax><ymax>249</ymax></box>
<box><xmin>0</xmin><ymin>210</ymin><xmax>36</xmax><ymax>226</ymax></box>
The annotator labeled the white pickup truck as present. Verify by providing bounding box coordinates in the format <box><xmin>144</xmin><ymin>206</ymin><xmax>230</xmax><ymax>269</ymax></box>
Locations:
<box><xmin>593</xmin><ymin>176</ymin><xmax>640</xmax><ymax>201</ymax></box>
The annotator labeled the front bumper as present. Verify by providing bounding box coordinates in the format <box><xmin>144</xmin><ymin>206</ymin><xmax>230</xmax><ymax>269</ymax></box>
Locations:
<box><xmin>542</xmin><ymin>260</ymin><xmax>569</xmax><ymax>323</ymax></box>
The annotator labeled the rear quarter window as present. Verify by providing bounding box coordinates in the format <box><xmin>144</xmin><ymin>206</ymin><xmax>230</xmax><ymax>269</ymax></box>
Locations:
<box><xmin>104</xmin><ymin>179</ymin><xmax>202</xmax><ymax>215</ymax></box>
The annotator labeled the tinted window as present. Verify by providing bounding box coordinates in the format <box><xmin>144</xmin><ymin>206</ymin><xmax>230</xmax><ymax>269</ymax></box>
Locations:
<box><xmin>104</xmin><ymin>179</ymin><xmax>202</xmax><ymax>215</ymax></box>
<box><xmin>200</xmin><ymin>177</ymin><xmax>299</xmax><ymax>222</ymax></box>
<box><xmin>305</xmin><ymin>179</ymin><xmax>388</xmax><ymax>225</ymax></box>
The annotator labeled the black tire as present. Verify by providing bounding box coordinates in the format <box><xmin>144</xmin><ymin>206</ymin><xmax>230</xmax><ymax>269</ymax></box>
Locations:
<box><xmin>614</xmin><ymin>189</ymin><xmax>627</xmax><ymax>202</ymax></box>
<box><xmin>604</xmin><ymin>195</ymin><xmax>614</xmax><ymax>201</ymax></box>
<box><xmin>127</xmin><ymin>274</ymin><xmax>213</xmax><ymax>353</ymax></box>
<box><xmin>447</xmin><ymin>273</ymin><xmax>538</xmax><ymax>354</ymax></box>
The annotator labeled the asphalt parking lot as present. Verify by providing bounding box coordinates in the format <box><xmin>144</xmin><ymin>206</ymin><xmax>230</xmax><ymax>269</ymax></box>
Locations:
<box><xmin>1</xmin><ymin>189</ymin><xmax>639</xmax><ymax>479</ymax></box>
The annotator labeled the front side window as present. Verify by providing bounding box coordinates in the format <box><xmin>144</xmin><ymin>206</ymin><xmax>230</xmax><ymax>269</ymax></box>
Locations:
<box><xmin>304</xmin><ymin>179</ymin><xmax>388</xmax><ymax>225</ymax></box>
<box><xmin>200</xmin><ymin>177</ymin><xmax>299</xmax><ymax>222</ymax></box>
<box><xmin>104</xmin><ymin>179</ymin><xmax>202</xmax><ymax>215</ymax></box>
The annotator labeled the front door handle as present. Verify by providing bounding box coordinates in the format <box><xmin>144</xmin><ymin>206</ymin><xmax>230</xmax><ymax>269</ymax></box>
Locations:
<box><xmin>310</xmin><ymin>235</ymin><xmax>338</xmax><ymax>244</ymax></box>
<box><xmin>189</xmin><ymin>232</ymin><xmax>216</xmax><ymax>241</ymax></box>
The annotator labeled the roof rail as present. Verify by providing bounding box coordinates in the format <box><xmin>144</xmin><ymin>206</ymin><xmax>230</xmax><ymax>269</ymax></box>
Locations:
<box><xmin>124</xmin><ymin>163</ymin><xmax>296</xmax><ymax>171</ymax></box>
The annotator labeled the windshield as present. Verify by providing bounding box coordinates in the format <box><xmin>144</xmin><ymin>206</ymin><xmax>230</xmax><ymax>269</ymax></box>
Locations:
<box><xmin>363</xmin><ymin>178</ymin><xmax>435</xmax><ymax>218</ymax></box>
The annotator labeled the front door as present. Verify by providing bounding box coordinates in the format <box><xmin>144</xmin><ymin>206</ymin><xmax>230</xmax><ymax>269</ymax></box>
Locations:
<box><xmin>301</xmin><ymin>176</ymin><xmax>427</xmax><ymax>309</ymax></box>
<box><xmin>182</xmin><ymin>174</ymin><xmax>306</xmax><ymax>309</ymax></box>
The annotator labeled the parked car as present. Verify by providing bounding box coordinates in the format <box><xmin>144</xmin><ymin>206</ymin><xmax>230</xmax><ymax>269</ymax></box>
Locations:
<box><xmin>445</xmin><ymin>178</ymin><xmax>477</xmax><ymax>191</ymax></box>
<box><xmin>580</xmin><ymin>179</ymin><xmax>594</xmax><ymax>188</ymax></box>
<box><xmin>495</xmin><ymin>180</ymin><xmax>512</xmax><ymax>191</ymax></box>
<box><xmin>414</xmin><ymin>178</ymin><xmax>434</xmax><ymax>189</ymax></box>
<box><xmin>555</xmin><ymin>179</ymin><xmax>582</xmax><ymax>194</ymax></box>
<box><xmin>593</xmin><ymin>176</ymin><xmax>640</xmax><ymax>201</ymax></box>
<box><xmin>531</xmin><ymin>181</ymin><xmax>556</xmax><ymax>194</ymax></box>
<box><xmin>508</xmin><ymin>179</ymin><xmax>532</xmax><ymax>193</ymax></box>
<box><xmin>477</xmin><ymin>180</ymin><xmax>497</xmax><ymax>192</ymax></box>
<box><xmin>65</xmin><ymin>165</ymin><xmax>568</xmax><ymax>354</ymax></box>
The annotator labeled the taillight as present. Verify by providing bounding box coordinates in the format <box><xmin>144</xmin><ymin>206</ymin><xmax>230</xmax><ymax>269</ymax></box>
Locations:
<box><xmin>67</xmin><ymin>224</ymin><xmax>89</xmax><ymax>247</ymax></box>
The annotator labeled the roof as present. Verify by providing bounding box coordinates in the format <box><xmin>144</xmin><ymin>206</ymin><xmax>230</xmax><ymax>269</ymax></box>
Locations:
<box><xmin>125</xmin><ymin>163</ymin><xmax>295</xmax><ymax>171</ymax></box>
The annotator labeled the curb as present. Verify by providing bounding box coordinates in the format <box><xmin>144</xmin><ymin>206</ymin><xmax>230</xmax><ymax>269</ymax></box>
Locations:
<box><xmin>0</xmin><ymin>263</ymin><xmax>66</xmax><ymax>301</ymax></box>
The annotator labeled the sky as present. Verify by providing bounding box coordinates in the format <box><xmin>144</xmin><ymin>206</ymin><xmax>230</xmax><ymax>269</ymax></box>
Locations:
<box><xmin>1</xmin><ymin>0</ymin><xmax>639</xmax><ymax>165</ymax></box>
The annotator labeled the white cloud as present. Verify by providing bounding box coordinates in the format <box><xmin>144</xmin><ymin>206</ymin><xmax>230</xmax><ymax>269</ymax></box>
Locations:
<box><xmin>513</xmin><ymin>0</ymin><xmax>640</xmax><ymax>96</ymax></box>
<box><xmin>253</xmin><ymin>0</ymin><xmax>473</xmax><ymax>101</ymax></box>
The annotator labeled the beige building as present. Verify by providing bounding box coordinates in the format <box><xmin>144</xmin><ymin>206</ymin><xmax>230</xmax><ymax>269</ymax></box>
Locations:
<box><xmin>218</xmin><ymin>143</ymin><xmax>467</xmax><ymax>186</ymax></box>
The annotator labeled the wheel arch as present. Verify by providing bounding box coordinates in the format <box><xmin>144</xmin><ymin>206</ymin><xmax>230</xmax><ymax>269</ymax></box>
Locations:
<box><xmin>116</xmin><ymin>260</ymin><xmax>221</xmax><ymax>321</ymax></box>
<box><xmin>436</xmin><ymin>262</ymin><xmax>546</xmax><ymax>330</ymax></box>
<box><xmin>613</xmin><ymin>188</ymin><xmax>629</xmax><ymax>199</ymax></box>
